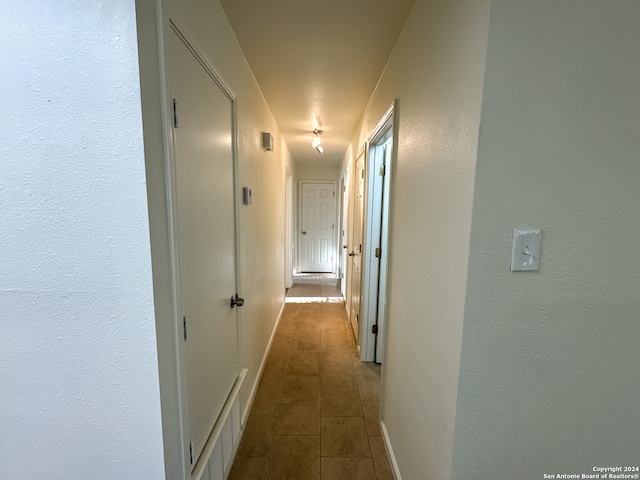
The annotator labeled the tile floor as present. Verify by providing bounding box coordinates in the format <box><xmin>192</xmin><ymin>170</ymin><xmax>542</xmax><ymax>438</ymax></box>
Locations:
<box><xmin>229</xmin><ymin>274</ymin><xmax>393</xmax><ymax>480</ymax></box>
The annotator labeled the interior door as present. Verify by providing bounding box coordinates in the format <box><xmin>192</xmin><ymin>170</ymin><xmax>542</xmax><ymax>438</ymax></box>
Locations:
<box><xmin>169</xmin><ymin>28</ymin><xmax>239</xmax><ymax>469</ymax></box>
<box><xmin>299</xmin><ymin>182</ymin><xmax>335</xmax><ymax>272</ymax></box>
<box><xmin>340</xmin><ymin>173</ymin><xmax>349</xmax><ymax>297</ymax></box>
<box><xmin>349</xmin><ymin>153</ymin><xmax>365</xmax><ymax>342</ymax></box>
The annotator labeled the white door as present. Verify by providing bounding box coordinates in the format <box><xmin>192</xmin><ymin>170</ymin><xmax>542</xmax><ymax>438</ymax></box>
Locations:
<box><xmin>299</xmin><ymin>182</ymin><xmax>335</xmax><ymax>272</ymax></box>
<box><xmin>349</xmin><ymin>153</ymin><xmax>365</xmax><ymax>341</ymax></box>
<box><xmin>340</xmin><ymin>174</ymin><xmax>349</xmax><ymax>297</ymax></box>
<box><xmin>169</xmin><ymin>29</ymin><xmax>239</xmax><ymax>469</ymax></box>
<box><xmin>375</xmin><ymin>140</ymin><xmax>392</xmax><ymax>363</ymax></box>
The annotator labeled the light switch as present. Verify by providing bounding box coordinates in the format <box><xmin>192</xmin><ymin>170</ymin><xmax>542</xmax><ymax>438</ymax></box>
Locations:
<box><xmin>242</xmin><ymin>187</ymin><xmax>252</xmax><ymax>205</ymax></box>
<box><xmin>511</xmin><ymin>229</ymin><xmax>541</xmax><ymax>271</ymax></box>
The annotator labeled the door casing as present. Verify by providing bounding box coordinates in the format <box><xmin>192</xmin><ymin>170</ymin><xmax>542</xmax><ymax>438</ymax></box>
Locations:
<box><xmin>357</xmin><ymin>102</ymin><xmax>396</xmax><ymax>363</ymax></box>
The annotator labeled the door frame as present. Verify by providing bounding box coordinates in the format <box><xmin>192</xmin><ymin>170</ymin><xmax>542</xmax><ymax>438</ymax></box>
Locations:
<box><xmin>297</xmin><ymin>180</ymin><xmax>337</xmax><ymax>273</ymax></box>
<box><xmin>159</xmin><ymin>13</ymin><xmax>242</xmax><ymax>480</ymax></box>
<box><xmin>285</xmin><ymin>170</ymin><xmax>294</xmax><ymax>289</ymax></box>
<box><xmin>338</xmin><ymin>172</ymin><xmax>349</xmax><ymax>296</ymax></box>
<box><xmin>359</xmin><ymin>102</ymin><xmax>396</xmax><ymax>363</ymax></box>
<box><xmin>347</xmin><ymin>149</ymin><xmax>366</xmax><ymax>343</ymax></box>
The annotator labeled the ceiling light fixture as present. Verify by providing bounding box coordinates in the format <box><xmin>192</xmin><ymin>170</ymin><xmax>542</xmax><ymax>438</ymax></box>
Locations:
<box><xmin>311</xmin><ymin>129</ymin><xmax>323</xmax><ymax>149</ymax></box>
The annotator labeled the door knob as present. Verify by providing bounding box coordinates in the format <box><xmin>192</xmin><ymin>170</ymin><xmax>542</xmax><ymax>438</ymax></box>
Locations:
<box><xmin>302</xmin><ymin>231</ymin><xmax>307</xmax><ymax>235</ymax></box>
<box><xmin>230</xmin><ymin>294</ymin><xmax>244</xmax><ymax>308</ymax></box>
<box><xmin>348</xmin><ymin>251</ymin><xmax>355</xmax><ymax>257</ymax></box>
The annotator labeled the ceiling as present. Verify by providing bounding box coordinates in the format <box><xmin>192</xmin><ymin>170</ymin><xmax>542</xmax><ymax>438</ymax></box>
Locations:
<box><xmin>219</xmin><ymin>0</ymin><xmax>417</xmax><ymax>165</ymax></box>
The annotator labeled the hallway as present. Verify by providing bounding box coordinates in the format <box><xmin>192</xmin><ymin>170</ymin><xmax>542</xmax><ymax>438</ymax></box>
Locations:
<box><xmin>229</xmin><ymin>275</ymin><xmax>392</xmax><ymax>479</ymax></box>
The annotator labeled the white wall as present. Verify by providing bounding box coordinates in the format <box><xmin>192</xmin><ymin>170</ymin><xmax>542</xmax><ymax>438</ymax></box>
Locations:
<box><xmin>296</xmin><ymin>163</ymin><xmax>341</xmax><ymax>182</ymax></box>
<box><xmin>451</xmin><ymin>1</ymin><xmax>640</xmax><ymax>477</ymax></box>
<box><xmin>0</xmin><ymin>1</ymin><xmax>165</xmax><ymax>478</ymax></box>
<box><xmin>343</xmin><ymin>1</ymin><xmax>491</xmax><ymax>478</ymax></box>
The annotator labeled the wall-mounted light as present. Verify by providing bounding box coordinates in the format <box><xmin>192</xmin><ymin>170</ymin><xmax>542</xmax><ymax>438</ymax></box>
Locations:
<box><xmin>312</xmin><ymin>129</ymin><xmax>323</xmax><ymax>151</ymax></box>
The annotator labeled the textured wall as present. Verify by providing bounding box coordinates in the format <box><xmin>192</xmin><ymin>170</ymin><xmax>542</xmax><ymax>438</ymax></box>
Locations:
<box><xmin>0</xmin><ymin>1</ymin><xmax>165</xmax><ymax>478</ymax></box>
<box><xmin>344</xmin><ymin>1</ymin><xmax>491</xmax><ymax>478</ymax></box>
<box><xmin>452</xmin><ymin>1</ymin><xmax>640</xmax><ymax>478</ymax></box>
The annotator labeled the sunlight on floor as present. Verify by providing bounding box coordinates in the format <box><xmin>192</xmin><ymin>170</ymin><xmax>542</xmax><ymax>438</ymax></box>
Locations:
<box><xmin>285</xmin><ymin>296</ymin><xmax>344</xmax><ymax>304</ymax></box>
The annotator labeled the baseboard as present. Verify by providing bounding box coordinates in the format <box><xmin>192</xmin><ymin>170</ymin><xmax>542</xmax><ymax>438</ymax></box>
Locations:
<box><xmin>380</xmin><ymin>420</ymin><xmax>402</xmax><ymax>480</ymax></box>
<box><xmin>240</xmin><ymin>299</ymin><xmax>286</xmax><ymax>426</ymax></box>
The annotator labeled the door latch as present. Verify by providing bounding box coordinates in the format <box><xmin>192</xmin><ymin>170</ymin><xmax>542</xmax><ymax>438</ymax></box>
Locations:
<box><xmin>230</xmin><ymin>294</ymin><xmax>245</xmax><ymax>308</ymax></box>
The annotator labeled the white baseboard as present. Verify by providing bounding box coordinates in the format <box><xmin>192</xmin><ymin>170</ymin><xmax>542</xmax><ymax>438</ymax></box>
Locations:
<box><xmin>240</xmin><ymin>300</ymin><xmax>286</xmax><ymax>426</ymax></box>
<box><xmin>380</xmin><ymin>420</ymin><xmax>402</xmax><ymax>480</ymax></box>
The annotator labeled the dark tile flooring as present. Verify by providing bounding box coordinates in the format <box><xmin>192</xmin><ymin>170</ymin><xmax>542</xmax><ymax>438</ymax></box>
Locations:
<box><xmin>229</xmin><ymin>275</ymin><xmax>392</xmax><ymax>479</ymax></box>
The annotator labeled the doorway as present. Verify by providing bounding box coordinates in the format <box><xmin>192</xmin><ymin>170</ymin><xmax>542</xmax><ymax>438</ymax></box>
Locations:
<box><xmin>299</xmin><ymin>181</ymin><xmax>337</xmax><ymax>273</ymax></box>
<box><xmin>285</xmin><ymin>171</ymin><xmax>294</xmax><ymax>289</ymax></box>
<box><xmin>348</xmin><ymin>152</ymin><xmax>365</xmax><ymax>344</ymax></box>
<box><xmin>353</xmin><ymin>103</ymin><xmax>396</xmax><ymax>363</ymax></box>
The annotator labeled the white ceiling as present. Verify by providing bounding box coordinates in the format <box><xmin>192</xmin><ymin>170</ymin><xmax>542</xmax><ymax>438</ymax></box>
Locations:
<box><xmin>219</xmin><ymin>0</ymin><xmax>416</xmax><ymax>165</ymax></box>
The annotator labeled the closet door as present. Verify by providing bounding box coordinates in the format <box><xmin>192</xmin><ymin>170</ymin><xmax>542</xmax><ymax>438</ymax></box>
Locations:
<box><xmin>169</xmin><ymin>27</ymin><xmax>239</xmax><ymax>468</ymax></box>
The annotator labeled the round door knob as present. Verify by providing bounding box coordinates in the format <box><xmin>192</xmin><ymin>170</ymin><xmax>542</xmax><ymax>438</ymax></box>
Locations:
<box><xmin>302</xmin><ymin>231</ymin><xmax>307</xmax><ymax>235</ymax></box>
<box><xmin>230</xmin><ymin>295</ymin><xmax>244</xmax><ymax>308</ymax></box>
<box><xmin>348</xmin><ymin>251</ymin><xmax>355</xmax><ymax>257</ymax></box>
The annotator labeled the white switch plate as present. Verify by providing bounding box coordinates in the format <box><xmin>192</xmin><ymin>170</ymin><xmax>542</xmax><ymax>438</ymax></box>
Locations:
<box><xmin>511</xmin><ymin>229</ymin><xmax>541</xmax><ymax>271</ymax></box>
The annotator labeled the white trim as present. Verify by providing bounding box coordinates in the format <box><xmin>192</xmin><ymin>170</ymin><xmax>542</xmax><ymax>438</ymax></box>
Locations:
<box><xmin>167</xmin><ymin>15</ymin><xmax>237</xmax><ymax>101</ymax></box>
<box><xmin>368</xmin><ymin>102</ymin><xmax>395</xmax><ymax>145</ymax></box>
<box><xmin>240</xmin><ymin>300</ymin><xmax>287</xmax><ymax>425</ymax></box>
<box><xmin>380</xmin><ymin>420</ymin><xmax>402</xmax><ymax>480</ymax></box>
<box><xmin>359</xmin><ymin>101</ymin><xmax>396</xmax><ymax>362</ymax></box>
<box><xmin>284</xmin><ymin>171</ymin><xmax>294</xmax><ymax>289</ymax></box>
<box><xmin>155</xmin><ymin>4</ymin><xmax>190</xmax><ymax>476</ymax></box>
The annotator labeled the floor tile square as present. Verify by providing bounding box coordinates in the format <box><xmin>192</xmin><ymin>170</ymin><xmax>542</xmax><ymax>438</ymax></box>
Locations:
<box><xmin>251</xmin><ymin>384</ymin><xmax>283</xmax><ymax>416</ymax></box>
<box><xmin>356</xmin><ymin>374</ymin><xmax>380</xmax><ymax>400</ymax></box>
<box><xmin>237</xmin><ymin>416</ymin><xmax>276</xmax><ymax>457</ymax></box>
<box><xmin>265</xmin><ymin>435</ymin><xmax>321</xmax><ymax>480</ymax></box>
<box><xmin>287</xmin><ymin>351</ymin><xmax>321</xmax><ymax>376</ymax></box>
<box><xmin>292</xmin><ymin>337</ymin><xmax>321</xmax><ymax>353</ymax></box>
<box><xmin>282</xmin><ymin>375</ymin><xmax>320</xmax><ymax>401</ymax></box>
<box><xmin>321</xmin><ymin>416</ymin><xmax>371</xmax><ymax>457</ymax></box>
<box><xmin>353</xmin><ymin>361</ymin><xmax>381</xmax><ymax>377</ymax></box>
<box><xmin>321</xmin><ymin>347</ymin><xmax>353</xmax><ymax>366</ymax></box>
<box><xmin>321</xmin><ymin>457</ymin><xmax>376</xmax><ymax>480</ymax></box>
<box><xmin>369</xmin><ymin>435</ymin><xmax>394</xmax><ymax>480</ymax></box>
<box><xmin>266</xmin><ymin>347</ymin><xmax>291</xmax><ymax>366</ymax></box>
<box><xmin>260</xmin><ymin>362</ymin><xmax>288</xmax><ymax>388</ymax></box>
<box><xmin>320</xmin><ymin>386</ymin><xmax>362</xmax><ymax>417</ymax></box>
<box><xmin>228</xmin><ymin>455</ymin><xmax>268</xmax><ymax>480</ymax></box>
<box><xmin>361</xmin><ymin>399</ymin><xmax>380</xmax><ymax>435</ymax></box>
<box><xmin>321</xmin><ymin>364</ymin><xmax>356</xmax><ymax>388</ymax></box>
<box><xmin>275</xmin><ymin>401</ymin><xmax>321</xmax><ymax>435</ymax></box>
